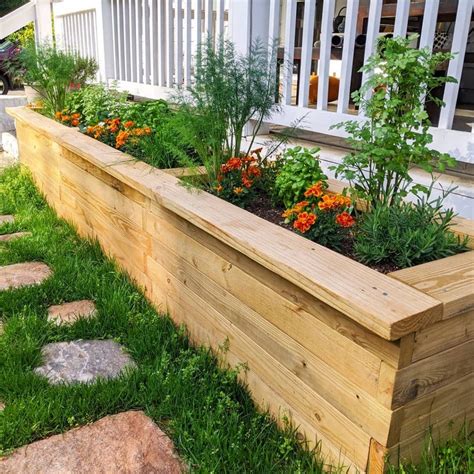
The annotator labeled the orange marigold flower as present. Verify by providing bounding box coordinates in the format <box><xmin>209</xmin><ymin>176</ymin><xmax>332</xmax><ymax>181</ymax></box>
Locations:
<box><xmin>233</xmin><ymin>187</ymin><xmax>244</xmax><ymax>195</ymax></box>
<box><xmin>216</xmin><ymin>184</ymin><xmax>223</xmax><ymax>193</ymax></box>
<box><xmin>115</xmin><ymin>130</ymin><xmax>129</xmax><ymax>148</ymax></box>
<box><xmin>304</xmin><ymin>182</ymin><xmax>325</xmax><ymax>198</ymax></box>
<box><xmin>241</xmin><ymin>173</ymin><xmax>253</xmax><ymax>188</ymax></box>
<box><xmin>61</xmin><ymin>115</ymin><xmax>70</xmax><ymax>122</ymax></box>
<box><xmin>282</xmin><ymin>208</ymin><xmax>295</xmax><ymax>219</ymax></box>
<box><xmin>336</xmin><ymin>211</ymin><xmax>355</xmax><ymax>228</ymax></box>
<box><xmin>71</xmin><ymin>119</ymin><xmax>79</xmax><ymax>127</ymax></box>
<box><xmin>124</xmin><ymin>120</ymin><xmax>134</xmax><ymax>128</ymax></box>
<box><xmin>225</xmin><ymin>157</ymin><xmax>243</xmax><ymax>171</ymax></box>
<box><xmin>293</xmin><ymin>200</ymin><xmax>309</xmax><ymax>212</ymax></box>
<box><xmin>144</xmin><ymin>127</ymin><xmax>152</xmax><ymax>135</ymax></box>
<box><xmin>55</xmin><ymin>111</ymin><xmax>62</xmax><ymax>120</ymax></box>
<box><xmin>247</xmin><ymin>164</ymin><xmax>261</xmax><ymax>177</ymax></box>
<box><xmin>293</xmin><ymin>212</ymin><xmax>317</xmax><ymax>233</ymax></box>
<box><xmin>72</xmin><ymin>113</ymin><xmax>81</xmax><ymax>119</ymax></box>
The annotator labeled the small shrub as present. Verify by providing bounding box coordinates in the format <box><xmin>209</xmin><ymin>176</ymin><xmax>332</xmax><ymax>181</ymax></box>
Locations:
<box><xmin>283</xmin><ymin>181</ymin><xmax>355</xmax><ymax>251</ymax></box>
<box><xmin>274</xmin><ymin>146</ymin><xmax>327</xmax><ymax>208</ymax></box>
<box><xmin>19</xmin><ymin>41</ymin><xmax>97</xmax><ymax>116</ymax></box>
<box><xmin>333</xmin><ymin>35</ymin><xmax>456</xmax><ymax>208</ymax></box>
<box><xmin>354</xmin><ymin>190</ymin><xmax>468</xmax><ymax>268</ymax></box>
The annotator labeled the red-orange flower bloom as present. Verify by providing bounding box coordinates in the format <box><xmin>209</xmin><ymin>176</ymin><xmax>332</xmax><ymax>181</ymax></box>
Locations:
<box><xmin>233</xmin><ymin>186</ymin><xmax>244</xmax><ymax>195</ymax></box>
<box><xmin>293</xmin><ymin>212</ymin><xmax>317</xmax><ymax>233</ymax></box>
<box><xmin>336</xmin><ymin>211</ymin><xmax>355</xmax><ymax>228</ymax></box>
<box><xmin>115</xmin><ymin>130</ymin><xmax>129</xmax><ymax>148</ymax></box>
<box><xmin>304</xmin><ymin>182</ymin><xmax>325</xmax><ymax>198</ymax></box>
<box><xmin>124</xmin><ymin>120</ymin><xmax>134</xmax><ymax>128</ymax></box>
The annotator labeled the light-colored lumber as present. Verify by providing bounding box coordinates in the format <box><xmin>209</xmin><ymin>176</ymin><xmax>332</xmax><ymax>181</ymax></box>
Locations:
<box><xmin>148</xmin><ymin>225</ymin><xmax>393</xmax><ymax>442</ymax></box>
<box><xmin>390</xmin><ymin>252</ymin><xmax>474</xmax><ymax>319</ymax></box>
<box><xmin>411</xmin><ymin>309</ymin><xmax>474</xmax><ymax>362</ymax></box>
<box><xmin>392</xmin><ymin>339</ymin><xmax>474</xmax><ymax>408</ymax></box>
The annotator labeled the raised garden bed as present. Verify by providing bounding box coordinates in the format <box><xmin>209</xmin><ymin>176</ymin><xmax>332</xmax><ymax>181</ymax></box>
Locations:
<box><xmin>9</xmin><ymin>106</ymin><xmax>474</xmax><ymax>473</ymax></box>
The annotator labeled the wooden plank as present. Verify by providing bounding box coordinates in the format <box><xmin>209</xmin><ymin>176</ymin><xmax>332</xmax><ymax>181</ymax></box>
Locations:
<box><xmin>148</xmin><ymin>232</ymin><xmax>393</xmax><ymax>443</ymax></box>
<box><xmin>388</xmin><ymin>372</ymin><xmax>474</xmax><ymax>446</ymax></box>
<box><xmin>438</xmin><ymin>0</ymin><xmax>473</xmax><ymax>129</ymax></box>
<box><xmin>411</xmin><ymin>309</ymin><xmax>474</xmax><ymax>362</ymax></box>
<box><xmin>297</xmin><ymin>0</ymin><xmax>316</xmax><ymax>107</ymax></box>
<box><xmin>146</xmin><ymin>200</ymin><xmax>401</xmax><ymax>369</ymax></box>
<box><xmin>337</xmin><ymin>0</ymin><xmax>359</xmax><ymax>114</ymax></box>
<box><xmin>316</xmin><ymin>0</ymin><xmax>335</xmax><ymax>111</ymax></box>
<box><xmin>387</xmin><ymin>405</ymin><xmax>474</xmax><ymax>466</ymax></box>
<box><xmin>367</xmin><ymin>438</ymin><xmax>387</xmax><ymax>474</ymax></box>
<box><xmin>390</xmin><ymin>252</ymin><xmax>474</xmax><ymax>319</ymax></box>
<box><xmin>8</xmin><ymin>107</ymin><xmax>445</xmax><ymax>341</ymax></box>
<box><xmin>145</xmin><ymin>254</ymin><xmax>373</xmax><ymax>468</ymax></box>
<box><xmin>282</xmin><ymin>0</ymin><xmax>297</xmax><ymax>105</ymax></box>
<box><xmin>392</xmin><ymin>339</ymin><xmax>474</xmax><ymax>408</ymax></box>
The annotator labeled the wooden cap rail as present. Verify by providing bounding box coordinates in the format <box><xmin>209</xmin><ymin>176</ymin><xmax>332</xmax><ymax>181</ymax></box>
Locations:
<box><xmin>9</xmin><ymin>106</ymin><xmax>447</xmax><ymax>341</ymax></box>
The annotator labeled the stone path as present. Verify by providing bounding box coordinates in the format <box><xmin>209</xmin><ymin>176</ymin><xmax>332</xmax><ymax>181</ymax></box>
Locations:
<box><xmin>0</xmin><ymin>212</ymin><xmax>185</xmax><ymax>472</ymax></box>
<box><xmin>0</xmin><ymin>214</ymin><xmax>14</xmax><ymax>225</ymax></box>
<box><xmin>0</xmin><ymin>411</ymin><xmax>185</xmax><ymax>473</ymax></box>
<box><xmin>34</xmin><ymin>340</ymin><xmax>136</xmax><ymax>384</ymax></box>
<box><xmin>0</xmin><ymin>231</ymin><xmax>32</xmax><ymax>242</ymax></box>
<box><xmin>47</xmin><ymin>300</ymin><xmax>97</xmax><ymax>325</ymax></box>
<box><xmin>0</xmin><ymin>262</ymin><xmax>52</xmax><ymax>291</ymax></box>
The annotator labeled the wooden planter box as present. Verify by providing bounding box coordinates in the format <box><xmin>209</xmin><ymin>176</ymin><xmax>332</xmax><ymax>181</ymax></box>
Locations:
<box><xmin>9</xmin><ymin>107</ymin><xmax>474</xmax><ymax>473</ymax></box>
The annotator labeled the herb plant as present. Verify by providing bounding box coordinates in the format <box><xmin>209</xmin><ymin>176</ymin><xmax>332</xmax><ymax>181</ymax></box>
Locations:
<box><xmin>274</xmin><ymin>146</ymin><xmax>327</xmax><ymax>208</ymax></box>
<box><xmin>173</xmin><ymin>37</ymin><xmax>279</xmax><ymax>185</ymax></box>
<box><xmin>19</xmin><ymin>41</ymin><xmax>97</xmax><ymax>116</ymax></box>
<box><xmin>354</xmin><ymin>189</ymin><xmax>468</xmax><ymax>268</ymax></box>
<box><xmin>333</xmin><ymin>35</ymin><xmax>456</xmax><ymax>208</ymax></box>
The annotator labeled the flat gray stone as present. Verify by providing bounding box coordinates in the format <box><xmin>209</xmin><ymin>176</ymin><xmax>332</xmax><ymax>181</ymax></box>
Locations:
<box><xmin>0</xmin><ymin>232</ymin><xmax>32</xmax><ymax>242</ymax></box>
<box><xmin>0</xmin><ymin>262</ymin><xmax>52</xmax><ymax>291</ymax></box>
<box><xmin>0</xmin><ymin>401</ymin><xmax>4</xmax><ymax>411</ymax></box>
<box><xmin>34</xmin><ymin>340</ymin><xmax>136</xmax><ymax>385</ymax></box>
<box><xmin>47</xmin><ymin>300</ymin><xmax>97</xmax><ymax>326</ymax></box>
<box><xmin>0</xmin><ymin>215</ymin><xmax>14</xmax><ymax>225</ymax></box>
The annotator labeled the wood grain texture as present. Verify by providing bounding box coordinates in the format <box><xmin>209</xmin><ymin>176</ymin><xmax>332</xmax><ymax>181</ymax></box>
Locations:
<box><xmin>390</xmin><ymin>252</ymin><xmax>474</xmax><ymax>319</ymax></box>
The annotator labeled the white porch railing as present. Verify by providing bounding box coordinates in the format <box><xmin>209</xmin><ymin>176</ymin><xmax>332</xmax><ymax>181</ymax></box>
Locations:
<box><xmin>0</xmin><ymin>0</ymin><xmax>52</xmax><ymax>42</ymax></box>
<box><xmin>50</xmin><ymin>0</ymin><xmax>474</xmax><ymax>164</ymax></box>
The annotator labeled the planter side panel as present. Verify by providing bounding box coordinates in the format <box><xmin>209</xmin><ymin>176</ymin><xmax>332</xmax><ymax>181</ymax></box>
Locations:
<box><xmin>13</xmin><ymin>119</ymin><xmax>406</xmax><ymax>473</ymax></box>
<box><xmin>388</xmin><ymin>256</ymin><xmax>474</xmax><ymax>465</ymax></box>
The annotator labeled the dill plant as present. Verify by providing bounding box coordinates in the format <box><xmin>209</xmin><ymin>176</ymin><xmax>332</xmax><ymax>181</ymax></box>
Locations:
<box><xmin>172</xmin><ymin>37</ymin><xmax>280</xmax><ymax>186</ymax></box>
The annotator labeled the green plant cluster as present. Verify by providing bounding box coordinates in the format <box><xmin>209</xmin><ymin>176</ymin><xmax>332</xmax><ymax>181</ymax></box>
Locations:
<box><xmin>274</xmin><ymin>146</ymin><xmax>327</xmax><ymax>208</ymax></box>
<box><xmin>17</xmin><ymin>41</ymin><xmax>98</xmax><ymax>115</ymax></box>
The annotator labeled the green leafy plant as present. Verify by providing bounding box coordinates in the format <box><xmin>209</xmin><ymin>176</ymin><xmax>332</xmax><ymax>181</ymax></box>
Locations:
<box><xmin>19</xmin><ymin>41</ymin><xmax>98</xmax><ymax>115</ymax></box>
<box><xmin>333</xmin><ymin>35</ymin><xmax>456</xmax><ymax>208</ymax></box>
<box><xmin>274</xmin><ymin>146</ymin><xmax>327</xmax><ymax>208</ymax></box>
<box><xmin>65</xmin><ymin>83</ymin><xmax>129</xmax><ymax>124</ymax></box>
<box><xmin>354</xmin><ymin>188</ymin><xmax>468</xmax><ymax>268</ymax></box>
<box><xmin>172</xmin><ymin>37</ymin><xmax>279</xmax><ymax>186</ymax></box>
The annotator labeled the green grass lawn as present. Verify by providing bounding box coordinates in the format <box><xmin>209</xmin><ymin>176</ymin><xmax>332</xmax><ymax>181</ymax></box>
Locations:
<box><xmin>0</xmin><ymin>166</ymin><xmax>472</xmax><ymax>473</ymax></box>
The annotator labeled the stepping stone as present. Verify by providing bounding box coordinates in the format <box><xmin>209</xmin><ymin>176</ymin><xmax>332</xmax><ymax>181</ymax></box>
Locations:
<box><xmin>0</xmin><ymin>215</ymin><xmax>14</xmax><ymax>225</ymax></box>
<box><xmin>0</xmin><ymin>411</ymin><xmax>185</xmax><ymax>473</ymax></box>
<box><xmin>47</xmin><ymin>300</ymin><xmax>97</xmax><ymax>326</ymax></box>
<box><xmin>0</xmin><ymin>232</ymin><xmax>32</xmax><ymax>242</ymax></box>
<box><xmin>0</xmin><ymin>262</ymin><xmax>52</xmax><ymax>291</ymax></box>
<box><xmin>34</xmin><ymin>340</ymin><xmax>136</xmax><ymax>385</ymax></box>
<box><xmin>0</xmin><ymin>401</ymin><xmax>4</xmax><ymax>411</ymax></box>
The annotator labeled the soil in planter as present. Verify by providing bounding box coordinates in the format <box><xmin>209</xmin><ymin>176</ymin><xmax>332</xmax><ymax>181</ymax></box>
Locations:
<box><xmin>245</xmin><ymin>191</ymin><xmax>400</xmax><ymax>274</ymax></box>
